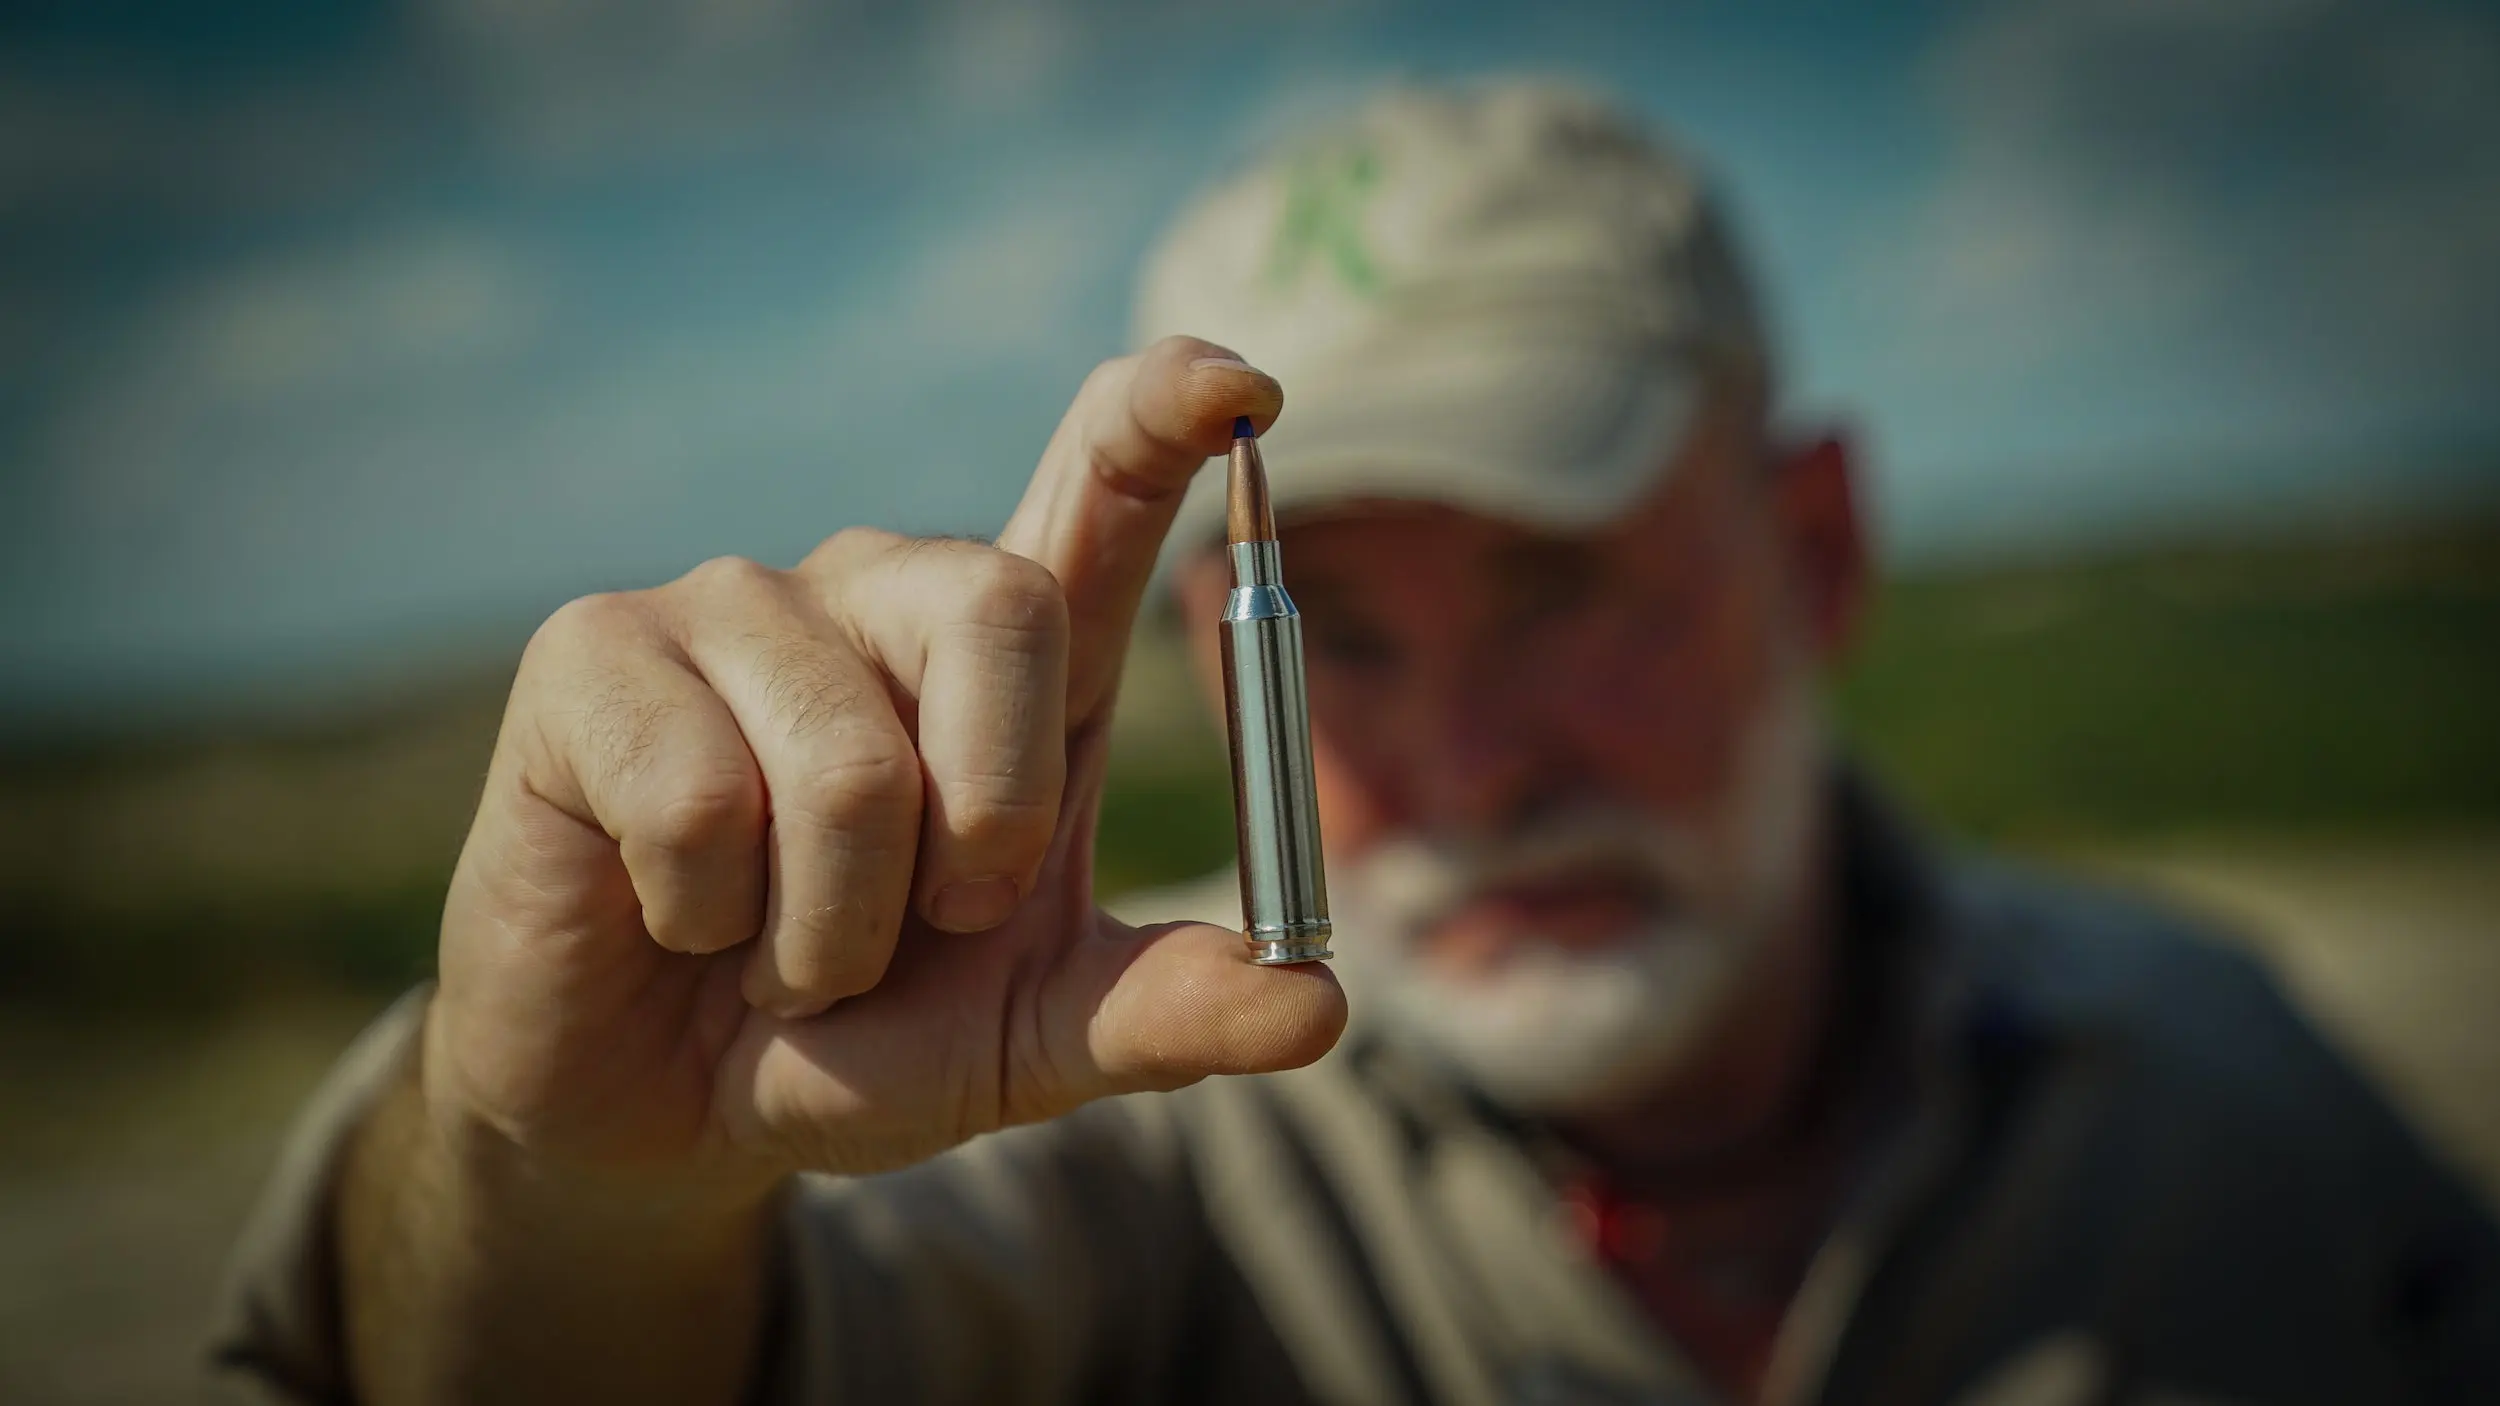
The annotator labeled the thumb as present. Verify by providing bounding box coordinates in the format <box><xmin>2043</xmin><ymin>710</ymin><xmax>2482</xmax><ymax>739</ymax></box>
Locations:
<box><xmin>1048</xmin><ymin>918</ymin><xmax>1349</xmax><ymax>1100</ymax></box>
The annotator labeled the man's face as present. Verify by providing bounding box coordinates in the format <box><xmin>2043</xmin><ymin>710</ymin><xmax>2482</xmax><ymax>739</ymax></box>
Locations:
<box><xmin>1177</xmin><ymin>390</ymin><xmax>1867</xmax><ymax>1112</ymax></box>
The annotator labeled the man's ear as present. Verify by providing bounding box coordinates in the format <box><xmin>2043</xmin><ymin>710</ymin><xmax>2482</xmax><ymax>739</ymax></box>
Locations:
<box><xmin>1770</xmin><ymin>432</ymin><xmax>1871</xmax><ymax>664</ymax></box>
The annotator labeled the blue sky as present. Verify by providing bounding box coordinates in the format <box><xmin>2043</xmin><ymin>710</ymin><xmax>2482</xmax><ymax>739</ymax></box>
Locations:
<box><xmin>2</xmin><ymin>0</ymin><xmax>2495</xmax><ymax>721</ymax></box>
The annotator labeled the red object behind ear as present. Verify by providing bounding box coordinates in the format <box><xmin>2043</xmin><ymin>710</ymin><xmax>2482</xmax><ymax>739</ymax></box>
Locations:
<box><xmin>1774</xmin><ymin>433</ymin><xmax>1871</xmax><ymax>663</ymax></box>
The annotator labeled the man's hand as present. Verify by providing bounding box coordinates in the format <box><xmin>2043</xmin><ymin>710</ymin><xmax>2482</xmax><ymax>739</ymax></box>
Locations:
<box><xmin>340</xmin><ymin>339</ymin><xmax>1345</xmax><ymax>1405</ymax></box>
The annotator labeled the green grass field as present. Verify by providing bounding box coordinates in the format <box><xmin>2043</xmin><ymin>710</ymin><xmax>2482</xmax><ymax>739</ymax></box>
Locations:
<box><xmin>1834</xmin><ymin>527</ymin><xmax>2500</xmax><ymax>843</ymax></box>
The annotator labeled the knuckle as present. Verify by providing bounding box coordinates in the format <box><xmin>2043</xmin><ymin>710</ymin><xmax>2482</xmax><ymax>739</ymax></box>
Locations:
<box><xmin>527</xmin><ymin>591</ymin><xmax>640</xmax><ymax>664</ymax></box>
<box><xmin>574</xmin><ymin>674</ymin><xmax>678</xmax><ymax>785</ymax></box>
<box><xmin>677</xmin><ymin>553</ymin><xmax>782</xmax><ymax>602</ymax></box>
<box><xmin>1077</xmin><ymin>355</ymin><xmax>1136</xmax><ymax>404</ymax></box>
<box><xmin>823</xmin><ymin>739</ymin><xmax>927</xmax><ymax>814</ymax></box>
<box><xmin>516</xmin><ymin>596</ymin><xmax>676</xmax><ymax>782</ymax></box>
<box><xmin>644</xmin><ymin>766</ymin><xmax>765</xmax><ymax>858</ymax></box>
<box><xmin>783</xmin><ymin>736</ymin><xmax>924</xmax><ymax>834</ymax></box>
<box><xmin>801</xmin><ymin>525</ymin><xmax>903</xmax><ymax>577</ymax></box>
<box><xmin>952</xmin><ymin>549</ymin><xmax>1067</xmax><ymax>639</ymax></box>
<box><xmin>942</xmin><ymin>790</ymin><xmax>1059</xmax><ymax>851</ymax></box>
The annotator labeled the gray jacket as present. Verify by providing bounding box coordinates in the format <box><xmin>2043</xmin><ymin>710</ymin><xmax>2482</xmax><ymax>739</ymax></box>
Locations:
<box><xmin>211</xmin><ymin>784</ymin><xmax>2500</xmax><ymax>1404</ymax></box>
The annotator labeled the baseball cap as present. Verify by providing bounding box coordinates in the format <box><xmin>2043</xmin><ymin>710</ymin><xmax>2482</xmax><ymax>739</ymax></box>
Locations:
<box><xmin>1134</xmin><ymin>80</ymin><xmax>1770</xmax><ymax>556</ymax></box>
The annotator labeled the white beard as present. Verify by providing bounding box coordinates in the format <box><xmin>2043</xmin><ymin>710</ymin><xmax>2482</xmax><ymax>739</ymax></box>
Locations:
<box><xmin>1329</xmin><ymin>683</ymin><xmax>1825</xmax><ymax>1114</ymax></box>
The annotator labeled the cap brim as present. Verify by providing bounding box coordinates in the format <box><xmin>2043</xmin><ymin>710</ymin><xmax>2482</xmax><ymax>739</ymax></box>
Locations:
<box><xmin>1165</xmin><ymin>334</ymin><xmax>1707</xmax><ymax>560</ymax></box>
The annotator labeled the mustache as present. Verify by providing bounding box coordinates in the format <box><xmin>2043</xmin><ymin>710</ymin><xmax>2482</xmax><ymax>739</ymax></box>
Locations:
<box><xmin>1335</xmin><ymin>808</ymin><xmax>1706</xmax><ymax>934</ymax></box>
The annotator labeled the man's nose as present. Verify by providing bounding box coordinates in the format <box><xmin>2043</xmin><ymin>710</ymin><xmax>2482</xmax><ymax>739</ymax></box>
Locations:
<box><xmin>1405</xmin><ymin>657</ymin><xmax>1554</xmax><ymax>831</ymax></box>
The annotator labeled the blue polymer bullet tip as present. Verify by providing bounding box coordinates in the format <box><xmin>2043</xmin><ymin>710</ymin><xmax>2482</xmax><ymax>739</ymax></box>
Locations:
<box><xmin>1233</xmin><ymin>416</ymin><xmax>1255</xmax><ymax>440</ymax></box>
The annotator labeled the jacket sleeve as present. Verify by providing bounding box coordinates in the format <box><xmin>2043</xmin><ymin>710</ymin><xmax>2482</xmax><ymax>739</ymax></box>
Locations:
<box><xmin>205</xmin><ymin>988</ymin><xmax>1229</xmax><ymax>1406</ymax></box>
<box><xmin>206</xmin><ymin>986</ymin><xmax>428</xmax><ymax>1406</ymax></box>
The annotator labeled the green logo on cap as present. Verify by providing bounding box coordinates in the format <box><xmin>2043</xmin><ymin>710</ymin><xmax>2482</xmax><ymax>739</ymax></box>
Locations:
<box><xmin>1266</xmin><ymin>144</ymin><xmax>1383</xmax><ymax>297</ymax></box>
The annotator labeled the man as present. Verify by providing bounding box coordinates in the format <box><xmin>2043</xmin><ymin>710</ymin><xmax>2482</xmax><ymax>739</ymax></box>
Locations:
<box><xmin>212</xmin><ymin>83</ymin><xmax>2497</xmax><ymax>1405</ymax></box>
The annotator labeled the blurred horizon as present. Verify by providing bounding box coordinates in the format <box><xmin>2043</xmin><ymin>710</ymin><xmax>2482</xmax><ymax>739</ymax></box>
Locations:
<box><xmin>1</xmin><ymin>496</ymin><xmax>2494</xmax><ymax>746</ymax></box>
<box><xmin>4</xmin><ymin>0</ymin><xmax>2498</xmax><ymax>727</ymax></box>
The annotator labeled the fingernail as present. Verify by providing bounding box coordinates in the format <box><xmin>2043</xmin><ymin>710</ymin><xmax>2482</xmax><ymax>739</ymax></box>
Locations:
<box><xmin>1189</xmin><ymin>355</ymin><xmax>1257</xmax><ymax>372</ymax></box>
<box><xmin>931</xmin><ymin>876</ymin><xmax>1021</xmax><ymax>932</ymax></box>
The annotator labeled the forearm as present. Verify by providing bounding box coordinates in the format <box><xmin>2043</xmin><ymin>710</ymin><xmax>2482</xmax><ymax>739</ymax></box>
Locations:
<box><xmin>334</xmin><ymin>1019</ymin><xmax>785</xmax><ymax>1406</ymax></box>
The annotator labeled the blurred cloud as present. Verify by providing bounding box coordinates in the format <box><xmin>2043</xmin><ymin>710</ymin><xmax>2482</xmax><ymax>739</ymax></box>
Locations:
<box><xmin>846</xmin><ymin>178</ymin><xmax>1131</xmax><ymax>367</ymax></box>
<box><xmin>0</xmin><ymin>61</ymin><xmax>409</xmax><ymax>222</ymax></box>
<box><xmin>926</xmin><ymin>0</ymin><xmax>1081</xmax><ymax>116</ymax></box>
<box><xmin>1876</xmin><ymin>0</ymin><xmax>2500</xmax><ymax>465</ymax></box>
<box><xmin>44</xmin><ymin>226</ymin><xmax>541</xmax><ymax>521</ymax></box>
<box><xmin>415</xmin><ymin>0</ymin><xmax>892</xmax><ymax>174</ymax></box>
<box><xmin>133</xmin><ymin>227</ymin><xmax>534</xmax><ymax>406</ymax></box>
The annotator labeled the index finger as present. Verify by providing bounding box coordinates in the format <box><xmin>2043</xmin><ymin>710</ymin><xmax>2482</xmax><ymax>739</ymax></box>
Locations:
<box><xmin>994</xmin><ymin>335</ymin><xmax>1281</xmax><ymax>729</ymax></box>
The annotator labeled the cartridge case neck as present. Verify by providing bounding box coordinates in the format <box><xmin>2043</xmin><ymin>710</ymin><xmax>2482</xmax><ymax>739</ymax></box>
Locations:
<box><xmin>1228</xmin><ymin>539</ymin><xmax>1285</xmax><ymax>589</ymax></box>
